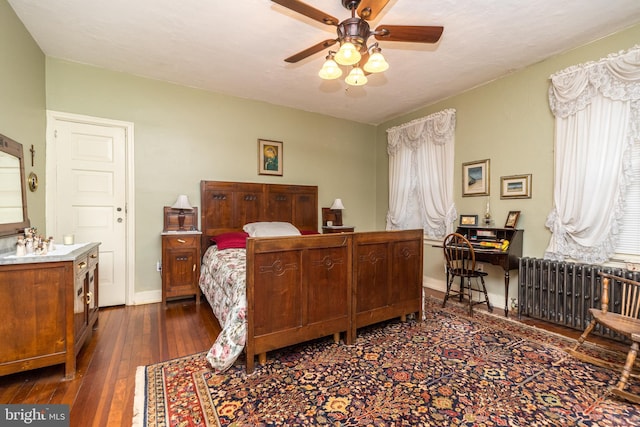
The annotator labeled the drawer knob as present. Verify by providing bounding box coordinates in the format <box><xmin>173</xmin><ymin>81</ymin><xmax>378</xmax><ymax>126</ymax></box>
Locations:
<box><xmin>77</xmin><ymin>261</ymin><xmax>87</xmax><ymax>269</ymax></box>
<box><xmin>177</xmin><ymin>239</ymin><xmax>186</xmax><ymax>244</ymax></box>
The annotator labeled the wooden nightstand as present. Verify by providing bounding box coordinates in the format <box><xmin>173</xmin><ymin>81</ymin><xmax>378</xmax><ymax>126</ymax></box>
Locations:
<box><xmin>161</xmin><ymin>231</ymin><xmax>202</xmax><ymax>305</ymax></box>
<box><xmin>322</xmin><ymin>226</ymin><xmax>355</xmax><ymax>234</ymax></box>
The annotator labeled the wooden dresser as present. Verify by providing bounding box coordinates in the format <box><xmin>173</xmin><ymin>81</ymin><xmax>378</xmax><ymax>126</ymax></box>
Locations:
<box><xmin>0</xmin><ymin>242</ymin><xmax>100</xmax><ymax>379</ymax></box>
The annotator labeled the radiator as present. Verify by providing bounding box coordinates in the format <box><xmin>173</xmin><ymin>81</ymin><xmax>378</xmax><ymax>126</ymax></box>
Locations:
<box><xmin>518</xmin><ymin>257</ymin><xmax>640</xmax><ymax>341</ymax></box>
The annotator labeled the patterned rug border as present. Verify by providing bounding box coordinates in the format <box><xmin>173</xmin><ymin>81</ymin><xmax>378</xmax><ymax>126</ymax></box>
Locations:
<box><xmin>132</xmin><ymin>295</ymin><xmax>637</xmax><ymax>426</ymax></box>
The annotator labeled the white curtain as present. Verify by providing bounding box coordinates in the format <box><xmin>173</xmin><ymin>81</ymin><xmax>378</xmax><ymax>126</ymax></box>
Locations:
<box><xmin>545</xmin><ymin>45</ymin><xmax>640</xmax><ymax>263</ymax></box>
<box><xmin>386</xmin><ymin>108</ymin><xmax>457</xmax><ymax>239</ymax></box>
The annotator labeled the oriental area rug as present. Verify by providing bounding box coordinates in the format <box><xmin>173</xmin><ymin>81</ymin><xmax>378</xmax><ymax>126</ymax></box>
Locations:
<box><xmin>133</xmin><ymin>298</ymin><xmax>640</xmax><ymax>426</ymax></box>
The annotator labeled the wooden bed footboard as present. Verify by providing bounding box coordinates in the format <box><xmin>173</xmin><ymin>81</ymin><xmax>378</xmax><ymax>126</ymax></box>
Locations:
<box><xmin>353</xmin><ymin>229</ymin><xmax>424</xmax><ymax>337</ymax></box>
<box><xmin>199</xmin><ymin>180</ymin><xmax>424</xmax><ymax>373</ymax></box>
<box><xmin>245</xmin><ymin>233</ymin><xmax>353</xmax><ymax>373</ymax></box>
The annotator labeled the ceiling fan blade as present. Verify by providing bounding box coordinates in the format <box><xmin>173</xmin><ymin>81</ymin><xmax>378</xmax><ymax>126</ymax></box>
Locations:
<box><xmin>284</xmin><ymin>39</ymin><xmax>339</xmax><ymax>63</ymax></box>
<box><xmin>271</xmin><ymin>0</ymin><xmax>339</xmax><ymax>26</ymax></box>
<box><xmin>357</xmin><ymin>0</ymin><xmax>390</xmax><ymax>21</ymax></box>
<box><xmin>374</xmin><ymin>25</ymin><xmax>444</xmax><ymax>43</ymax></box>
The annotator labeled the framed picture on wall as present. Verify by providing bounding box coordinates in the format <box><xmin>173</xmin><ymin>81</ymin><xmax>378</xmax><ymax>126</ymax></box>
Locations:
<box><xmin>258</xmin><ymin>139</ymin><xmax>283</xmax><ymax>176</ymax></box>
<box><xmin>500</xmin><ymin>174</ymin><xmax>532</xmax><ymax>199</ymax></box>
<box><xmin>462</xmin><ymin>159</ymin><xmax>490</xmax><ymax>197</ymax></box>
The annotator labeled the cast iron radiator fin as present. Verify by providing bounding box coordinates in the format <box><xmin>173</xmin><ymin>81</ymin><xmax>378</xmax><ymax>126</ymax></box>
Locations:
<box><xmin>518</xmin><ymin>257</ymin><xmax>640</xmax><ymax>341</ymax></box>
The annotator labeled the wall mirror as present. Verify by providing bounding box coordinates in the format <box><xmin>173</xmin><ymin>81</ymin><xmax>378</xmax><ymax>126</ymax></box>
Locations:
<box><xmin>0</xmin><ymin>133</ymin><xmax>30</xmax><ymax>237</ymax></box>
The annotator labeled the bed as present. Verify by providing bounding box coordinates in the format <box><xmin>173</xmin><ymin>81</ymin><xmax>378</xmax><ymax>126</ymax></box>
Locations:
<box><xmin>199</xmin><ymin>180</ymin><xmax>423</xmax><ymax>373</ymax></box>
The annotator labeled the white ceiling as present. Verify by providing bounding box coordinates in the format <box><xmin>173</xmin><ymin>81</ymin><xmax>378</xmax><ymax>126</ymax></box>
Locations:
<box><xmin>7</xmin><ymin>0</ymin><xmax>640</xmax><ymax>125</ymax></box>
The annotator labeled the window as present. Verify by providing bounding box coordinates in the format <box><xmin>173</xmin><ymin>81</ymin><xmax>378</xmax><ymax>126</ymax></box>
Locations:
<box><xmin>616</xmin><ymin>142</ymin><xmax>640</xmax><ymax>256</ymax></box>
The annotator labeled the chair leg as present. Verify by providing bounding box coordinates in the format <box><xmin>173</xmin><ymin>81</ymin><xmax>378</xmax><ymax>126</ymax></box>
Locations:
<box><xmin>572</xmin><ymin>320</ymin><xmax>596</xmax><ymax>352</ymax></box>
<box><xmin>467</xmin><ymin>277</ymin><xmax>473</xmax><ymax>316</ymax></box>
<box><xmin>479</xmin><ymin>276</ymin><xmax>492</xmax><ymax>312</ymax></box>
<box><xmin>615</xmin><ymin>342</ymin><xmax>638</xmax><ymax>394</ymax></box>
<box><xmin>442</xmin><ymin>273</ymin><xmax>453</xmax><ymax>308</ymax></box>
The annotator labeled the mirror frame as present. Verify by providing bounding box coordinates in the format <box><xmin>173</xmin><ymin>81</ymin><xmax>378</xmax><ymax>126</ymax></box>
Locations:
<box><xmin>0</xmin><ymin>133</ymin><xmax>30</xmax><ymax>237</ymax></box>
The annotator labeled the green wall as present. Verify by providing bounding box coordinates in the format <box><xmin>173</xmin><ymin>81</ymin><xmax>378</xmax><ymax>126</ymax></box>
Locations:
<box><xmin>376</xmin><ymin>23</ymin><xmax>640</xmax><ymax>302</ymax></box>
<box><xmin>3</xmin><ymin>0</ymin><xmax>640</xmax><ymax>305</ymax></box>
<box><xmin>0</xmin><ymin>0</ymin><xmax>45</xmax><ymax>252</ymax></box>
<box><xmin>45</xmin><ymin>60</ymin><xmax>377</xmax><ymax>295</ymax></box>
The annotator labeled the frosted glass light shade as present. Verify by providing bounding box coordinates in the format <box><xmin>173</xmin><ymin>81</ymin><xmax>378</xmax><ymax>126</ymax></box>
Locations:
<box><xmin>318</xmin><ymin>58</ymin><xmax>343</xmax><ymax>80</ymax></box>
<box><xmin>334</xmin><ymin>42</ymin><xmax>361</xmax><ymax>66</ymax></box>
<box><xmin>331</xmin><ymin>198</ymin><xmax>345</xmax><ymax>210</ymax></box>
<box><xmin>345</xmin><ymin>67</ymin><xmax>367</xmax><ymax>86</ymax></box>
<box><xmin>363</xmin><ymin>51</ymin><xmax>389</xmax><ymax>73</ymax></box>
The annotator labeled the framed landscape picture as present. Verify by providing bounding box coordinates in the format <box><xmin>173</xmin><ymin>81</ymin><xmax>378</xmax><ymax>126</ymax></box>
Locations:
<box><xmin>500</xmin><ymin>174</ymin><xmax>532</xmax><ymax>199</ymax></box>
<box><xmin>459</xmin><ymin>214</ymin><xmax>478</xmax><ymax>226</ymax></box>
<box><xmin>462</xmin><ymin>159</ymin><xmax>490</xmax><ymax>197</ymax></box>
<box><xmin>258</xmin><ymin>139</ymin><xmax>283</xmax><ymax>176</ymax></box>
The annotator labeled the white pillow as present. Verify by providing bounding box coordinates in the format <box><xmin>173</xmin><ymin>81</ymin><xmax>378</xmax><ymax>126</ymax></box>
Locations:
<box><xmin>243</xmin><ymin>221</ymin><xmax>301</xmax><ymax>237</ymax></box>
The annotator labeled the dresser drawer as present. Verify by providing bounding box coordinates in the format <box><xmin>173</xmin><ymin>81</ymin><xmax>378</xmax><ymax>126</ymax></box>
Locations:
<box><xmin>74</xmin><ymin>254</ymin><xmax>89</xmax><ymax>278</ymax></box>
<box><xmin>87</xmin><ymin>246</ymin><xmax>99</xmax><ymax>268</ymax></box>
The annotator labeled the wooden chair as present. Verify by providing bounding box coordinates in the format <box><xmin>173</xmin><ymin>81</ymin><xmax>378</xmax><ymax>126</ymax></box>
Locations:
<box><xmin>567</xmin><ymin>272</ymin><xmax>640</xmax><ymax>403</ymax></box>
<box><xmin>442</xmin><ymin>233</ymin><xmax>492</xmax><ymax>315</ymax></box>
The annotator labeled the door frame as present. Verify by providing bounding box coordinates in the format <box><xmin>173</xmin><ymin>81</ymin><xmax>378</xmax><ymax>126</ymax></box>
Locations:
<box><xmin>45</xmin><ymin>110</ymin><xmax>136</xmax><ymax>305</ymax></box>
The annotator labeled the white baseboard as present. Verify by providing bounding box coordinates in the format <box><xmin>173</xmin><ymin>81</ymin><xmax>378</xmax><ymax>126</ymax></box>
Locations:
<box><xmin>133</xmin><ymin>290</ymin><xmax>162</xmax><ymax>305</ymax></box>
<box><xmin>423</xmin><ymin>275</ymin><xmax>508</xmax><ymax>311</ymax></box>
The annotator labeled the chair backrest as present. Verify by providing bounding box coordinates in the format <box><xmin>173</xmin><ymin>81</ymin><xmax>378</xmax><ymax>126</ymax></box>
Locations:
<box><xmin>599</xmin><ymin>272</ymin><xmax>640</xmax><ymax>318</ymax></box>
<box><xmin>443</xmin><ymin>233</ymin><xmax>477</xmax><ymax>276</ymax></box>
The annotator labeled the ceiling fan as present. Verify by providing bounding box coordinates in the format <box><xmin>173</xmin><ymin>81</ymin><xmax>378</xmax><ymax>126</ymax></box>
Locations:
<box><xmin>271</xmin><ymin>0</ymin><xmax>444</xmax><ymax>86</ymax></box>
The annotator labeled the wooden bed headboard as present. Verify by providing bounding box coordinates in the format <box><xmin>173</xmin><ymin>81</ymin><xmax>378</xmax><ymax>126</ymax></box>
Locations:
<box><xmin>200</xmin><ymin>180</ymin><xmax>318</xmax><ymax>252</ymax></box>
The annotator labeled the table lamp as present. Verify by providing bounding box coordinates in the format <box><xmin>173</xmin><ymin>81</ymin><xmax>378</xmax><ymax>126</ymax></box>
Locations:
<box><xmin>172</xmin><ymin>195</ymin><xmax>193</xmax><ymax>231</ymax></box>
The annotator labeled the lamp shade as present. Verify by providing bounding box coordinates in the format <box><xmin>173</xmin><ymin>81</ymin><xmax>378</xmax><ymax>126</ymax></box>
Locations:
<box><xmin>331</xmin><ymin>198</ymin><xmax>345</xmax><ymax>210</ymax></box>
<box><xmin>334</xmin><ymin>42</ymin><xmax>361</xmax><ymax>66</ymax></box>
<box><xmin>345</xmin><ymin>67</ymin><xmax>368</xmax><ymax>86</ymax></box>
<box><xmin>171</xmin><ymin>195</ymin><xmax>193</xmax><ymax>210</ymax></box>
<box><xmin>363</xmin><ymin>50</ymin><xmax>389</xmax><ymax>73</ymax></box>
<box><xmin>318</xmin><ymin>57</ymin><xmax>343</xmax><ymax>80</ymax></box>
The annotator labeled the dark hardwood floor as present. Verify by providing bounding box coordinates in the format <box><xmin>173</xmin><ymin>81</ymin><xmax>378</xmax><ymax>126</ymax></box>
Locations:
<box><xmin>0</xmin><ymin>290</ymin><xmax>627</xmax><ymax>426</ymax></box>
<box><xmin>0</xmin><ymin>298</ymin><xmax>220</xmax><ymax>427</ymax></box>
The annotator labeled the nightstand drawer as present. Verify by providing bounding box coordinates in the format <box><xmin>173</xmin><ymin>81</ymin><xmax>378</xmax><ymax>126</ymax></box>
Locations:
<box><xmin>164</xmin><ymin>235</ymin><xmax>199</xmax><ymax>248</ymax></box>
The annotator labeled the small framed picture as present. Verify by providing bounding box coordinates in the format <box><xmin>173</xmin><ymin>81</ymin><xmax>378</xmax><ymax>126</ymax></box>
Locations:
<box><xmin>258</xmin><ymin>139</ymin><xmax>283</xmax><ymax>176</ymax></box>
<box><xmin>459</xmin><ymin>214</ymin><xmax>478</xmax><ymax>226</ymax></box>
<box><xmin>500</xmin><ymin>174</ymin><xmax>532</xmax><ymax>199</ymax></box>
<box><xmin>504</xmin><ymin>211</ymin><xmax>521</xmax><ymax>228</ymax></box>
<box><xmin>462</xmin><ymin>159</ymin><xmax>490</xmax><ymax>197</ymax></box>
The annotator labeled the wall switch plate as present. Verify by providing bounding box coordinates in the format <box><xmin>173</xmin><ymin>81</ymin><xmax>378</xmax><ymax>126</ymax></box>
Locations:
<box><xmin>156</xmin><ymin>261</ymin><xmax>162</xmax><ymax>272</ymax></box>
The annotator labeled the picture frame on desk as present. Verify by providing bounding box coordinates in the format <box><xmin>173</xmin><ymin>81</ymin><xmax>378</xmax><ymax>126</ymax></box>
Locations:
<box><xmin>500</xmin><ymin>174</ymin><xmax>532</xmax><ymax>199</ymax></box>
<box><xmin>462</xmin><ymin>159</ymin><xmax>490</xmax><ymax>197</ymax></box>
<box><xmin>504</xmin><ymin>211</ymin><xmax>520</xmax><ymax>228</ymax></box>
<box><xmin>258</xmin><ymin>139</ymin><xmax>283</xmax><ymax>176</ymax></box>
<box><xmin>459</xmin><ymin>214</ymin><xmax>478</xmax><ymax>226</ymax></box>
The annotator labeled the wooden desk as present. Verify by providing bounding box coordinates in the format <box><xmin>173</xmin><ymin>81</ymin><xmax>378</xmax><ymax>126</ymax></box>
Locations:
<box><xmin>455</xmin><ymin>226</ymin><xmax>524</xmax><ymax>317</ymax></box>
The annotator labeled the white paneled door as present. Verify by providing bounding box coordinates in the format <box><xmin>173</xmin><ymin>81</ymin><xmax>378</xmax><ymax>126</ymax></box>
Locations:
<box><xmin>47</xmin><ymin>113</ymin><xmax>133</xmax><ymax>306</ymax></box>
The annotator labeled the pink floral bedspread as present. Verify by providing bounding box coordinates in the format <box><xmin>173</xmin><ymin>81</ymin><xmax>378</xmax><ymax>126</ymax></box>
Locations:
<box><xmin>198</xmin><ymin>245</ymin><xmax>247</xmax><ymax>372</ymax></box>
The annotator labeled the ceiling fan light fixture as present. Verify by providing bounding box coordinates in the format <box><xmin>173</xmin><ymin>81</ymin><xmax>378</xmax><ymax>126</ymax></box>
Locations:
<box><xmin>345</xmin><ymin>66</ymin><xmax>368</xmax><ymax>86</ymax></box>
<box><xmin>334</xmin><ymin>42</ymin><xmax>361</xmax><ymax>66</ymax></box>
<box><xmin>318</xmin><ymin>54</ymin><xmax>343</xmax><ymax>80</ymax></box>
<box><xmin>363</xmin><ymin>48</ymin><xmax>389</xmax><ymax>73</ymax></box>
